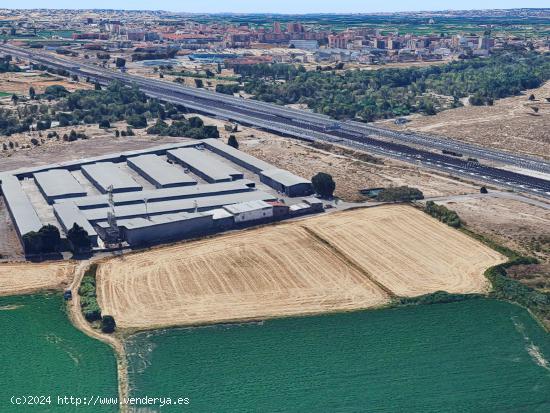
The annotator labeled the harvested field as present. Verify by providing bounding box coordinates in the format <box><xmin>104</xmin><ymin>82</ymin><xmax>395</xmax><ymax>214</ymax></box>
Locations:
<box><xmin>0</xmin><ymin>261</ymin><xmax>75</xmax><ymax>296</ymax></box>
<box><xmin>306</xmin><ymin>205</ymin><xmax>505</xmax><ymax>296</ymax></box>
<box><xmin>0</xmin><ymin>71</ymin><xmax>92</xmax><ymax>95</ymax></box>
<box><xmin>97</xmin><ymin>205</ymin><xmax>504</xmax><ymax>329</ymax></box>
<box><xmin>97</xmin><ymin>224</ymin><xmax>389</xmax><ymax>329</ymax></box>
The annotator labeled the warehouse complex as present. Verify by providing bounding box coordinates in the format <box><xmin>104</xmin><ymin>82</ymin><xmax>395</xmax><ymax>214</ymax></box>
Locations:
<box><xmin>0</xmin><ymin>139</ymin><xmax>319</xmax><ymax>253</ymax></box>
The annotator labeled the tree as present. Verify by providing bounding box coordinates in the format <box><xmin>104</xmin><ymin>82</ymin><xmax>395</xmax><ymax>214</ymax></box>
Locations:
<box><xmin>38</xmin><ymin>224</ymin><xmax>61</xmax><ymax>253</ymax></box>
<box><xmin>227</xmin><ymin>135</ymin><xmax>239</xmax><ymax>149</ymax></box>
<box><xmin>101</xmin><ymin>315</ymin><xmax>116</xmax><ymax>333</ymax></box>
<box><xmin>127</xmin><ymin>114</ymin><xmax>147</xmax><ymax>128</ymax></box>
<box><xmin>194</xmin><ymin>78</ymin><xmax>204</xmax><ymax>88</ymax></box>
<box><xmin>528</xmin><ymin>94</ymin><xmax>535</xmax><ymax>101</ymax></box>
<box><xmin>531</xmin><ymin>106</ymin><xmax>539</xmax><ymax>114</ymax></box>
<box><xmin>11</xmin><ymin>94</ymin><xmax>18</xmax><ymax>105</ymax></box>
<box><xmin>312</xmin><ymin>172</ymin><xmax>336</xmax><ymax>198</ymax></box>
<box><xmin>29</xmin><ymin>86</ymin><xmax>36</xmax><ymax>99</ymax></box>
<box><xmin>94</xmin><ymin>81</ymin><xmax>101</xmax><ymax>90</ymax></box>
<box><xmin>115</xmin><ymin>130</ymin><xmax>120</xmax><ymax>137</ymax></box>
<box><xmin>99</xmin><ymin>119</ymin><xmax>111</xmax><ymax>128</ymax></box>
<box><xmin>480</xmin><ymin>186</ymin><xmax>488</xmax><ymax>194</ymax></box>
<box><xmin>115</xmin><ymin>57</ymin><xmax>126</xmax><ymax>68</ymax></box>
<box><xmin>67</xmin><ymin>223</ymin><xmax>92</xmax><ymax>253</ymax></box>
<box><xmin>22</xmin><ymin>231</ymin><xmax>43</xmax><ymax>254</ymax></box>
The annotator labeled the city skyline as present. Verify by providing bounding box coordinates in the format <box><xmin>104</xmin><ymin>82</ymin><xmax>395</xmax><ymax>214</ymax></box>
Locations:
<box><xmin>1</xmin><ymin>1</ymin><xmax>549</xmax><ymax>13</ymax></box>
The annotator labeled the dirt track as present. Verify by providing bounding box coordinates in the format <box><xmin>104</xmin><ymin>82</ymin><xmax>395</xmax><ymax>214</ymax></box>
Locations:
<box><xmin>97</xmin><ymin>205</ymin><xmax>505</xmax><ymax>329</ymax></box>
<box><xmin>0</xmin><ymin>261</ymin><xmax>75</xmax><ymax>296</ymax></box>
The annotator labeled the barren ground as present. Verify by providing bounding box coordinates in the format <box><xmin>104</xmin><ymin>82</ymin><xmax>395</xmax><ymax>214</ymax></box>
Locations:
<box><xmin>97</xmin><ymin>205</ymin><xmax>504</xmax><ymax>329</ymax></box>
<box><xmin>0</xmin><ymin>260</ymin><xmax>75</xmax><ymax>296</ymax></box>
<box><xmin>0</xmin><ymin>71</ymin><xmax>92</xmax><ymax>95</ymax></box>
<box><xmin>438</xmin><ymin>197</ymin><xmax>550</xmax><ymax>261</ymax></box>
<box><xmin>377</xmin><ymin>81</ymin><xmax>550</xmax><ymax>160</ymax></box>
<box><xmin>194</xmin><ymin>114</ymin><xmax>481</xmax><ymax>202</ymax></box>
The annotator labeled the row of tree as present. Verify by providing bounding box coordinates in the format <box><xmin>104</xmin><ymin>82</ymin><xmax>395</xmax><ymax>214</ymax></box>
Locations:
<box><xmin>227</xmin><ymin>50</ymin><xmax>550</xmax><ymax>121</ymax></box>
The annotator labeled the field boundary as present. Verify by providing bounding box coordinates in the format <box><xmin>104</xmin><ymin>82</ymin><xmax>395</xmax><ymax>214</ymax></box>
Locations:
<box><xmin>301</xmin><ymin>225</ymin><xmax>396</xmax><ymax>298</ymax></box>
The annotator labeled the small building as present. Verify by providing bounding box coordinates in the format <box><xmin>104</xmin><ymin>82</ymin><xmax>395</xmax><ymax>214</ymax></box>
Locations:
<box><xmin>223</xmin><ymin>200</ymin><xmax>273</xmax><ymax>223</ymax></box>
<box><xmin>260</xmin><ymin>169</ymin><xmax>313</xmax><ymax>197</ymax></box>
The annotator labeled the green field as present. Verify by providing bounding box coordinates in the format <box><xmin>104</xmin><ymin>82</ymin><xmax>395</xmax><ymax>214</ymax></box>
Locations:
<box><xmin>126</xmin><ymin>299</ymin><xmax>550</xmax><ymax>412</ymax></box>
<box><xmin>0</xmin><ymin>294</ymin><xmax>118</xmax><ymax>413</ymax></box>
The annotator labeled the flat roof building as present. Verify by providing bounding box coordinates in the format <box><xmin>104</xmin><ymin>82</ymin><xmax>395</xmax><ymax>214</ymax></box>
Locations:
<box><xmin>83</xmin><ymin>190</ymin><xmax>276</xmax><ymax>222</ymax></box>
<box><xmin>0</xmin><ymin>175</ymin><xmax>43</xmax><ymax>240</ymax></box>
<box><xmin>52</xmin><ymin>201</ymin><xmax>98</xmax><ymax>246</ymax></box>
<box><xmin>127</xmin><ymin>154</ymin><xmax>197</xmax><ymax>188</ymax></box>
<box><xmin>62</xmin><ymin>180</ymin><xmax>256</xmax><ymax>209</ymax></box>
<box><xmin>260</xmin><ymin>168</ymin><xmax>313</xmax><ymax>197</ymax></box>
<box><xmin>33</xmin><ymin>169</ymin><xmax>87</xmax><ymax>204</ymax></box>
<box><xmin>167</xmin><ymin>148</ymin><xmax>244</xmax><ymax>183</ymax></box>
<box><xmin>202</xmin><ymin>138</ymin><xmax>274</xmax><ymax>174</ymax></box>
<box><xmin>81</xmin><ymin>162</ymin><xmax>143</xmax><ymax>194</ymax></box>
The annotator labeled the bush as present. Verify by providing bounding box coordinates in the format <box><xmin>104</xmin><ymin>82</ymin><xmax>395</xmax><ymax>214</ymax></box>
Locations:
<box><xmin>101</xmin><ymin>315</ymin><xmax>116</xmax><ymax>333</ymax></box>
<box><xmin>312</xmin><ymin>172</ymin><xmax>336</xmax><ymax>198</ymax></box>
<box><xmin>127</xmin><ymin>114</ymin><xmax>147</xmax><ymax>128</ymax></box>
<box><xmin>79</xmin><ymin>264</ymin><xmax>102</xmax><ymax>322</ymax></box>
<box><xmin>424</xmin><ymin>201</ymin><xmax>461</xmax><ymax>227</ymax></box>
<box><xmin>98</xmin><ymin>119</ymin><xmax>111</xmax><ymax>129</ymax></box>
<box><xmin>376</xmin><ymin>186</ymin><xmax>424</xmax><ymax>202</ymax></box>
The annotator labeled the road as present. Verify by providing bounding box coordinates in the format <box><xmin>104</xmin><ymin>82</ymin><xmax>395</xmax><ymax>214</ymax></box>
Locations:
<box><xmin>1</xmin><ymin>44</ymin><xmax>549</xmax><ymax>199</ymax></box>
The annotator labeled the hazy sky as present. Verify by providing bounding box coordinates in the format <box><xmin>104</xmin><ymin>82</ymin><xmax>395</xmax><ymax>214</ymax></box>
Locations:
<box><xmin>1</xmin><ymin>0</ymin><xmax>549</xmax><ymax>13</ymax></box>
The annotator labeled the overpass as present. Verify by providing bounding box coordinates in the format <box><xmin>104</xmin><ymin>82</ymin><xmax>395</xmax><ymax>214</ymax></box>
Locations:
<box><xmin>1</xmin><ymin>43</ymin><xmax>549</xmax><ymax>199</ymax></box>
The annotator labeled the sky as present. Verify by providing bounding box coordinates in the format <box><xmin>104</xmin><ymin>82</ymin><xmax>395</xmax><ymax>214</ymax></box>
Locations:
<box><xmin>1</xmin><ymin>0</ymin><xmax>549</xmax><ymax>14</ymax></box>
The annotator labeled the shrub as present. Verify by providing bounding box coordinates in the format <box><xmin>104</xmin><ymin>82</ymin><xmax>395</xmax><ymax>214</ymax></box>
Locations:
<box><xmin>101</xmin><ymin>315</ymin><xmax>116</xmax><ymax>333</ymax></box>
<box><xmin>312</xmin><ymin>172</ymin><xmax>336</xmax><ymax>198</ymax></box>
<box><xmin>376</xmin><ymin>186</ymin><xmax>424</xmax><ymax>202</ymax></box>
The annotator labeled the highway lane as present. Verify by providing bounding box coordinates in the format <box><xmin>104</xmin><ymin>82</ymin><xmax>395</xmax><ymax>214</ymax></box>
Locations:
<box><xmin>1</xmin><ymin>44</ymin><xmax>549</xmax><ymax>199</ymax></box>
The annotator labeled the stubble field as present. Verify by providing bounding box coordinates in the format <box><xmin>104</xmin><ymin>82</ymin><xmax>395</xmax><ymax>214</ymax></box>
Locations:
<box><xmin>0</xmin><ymin>261</ymin><xmax>75</xmax><ymax>296</ymax></box>
<box><xmin>97</xmin><ymin>205</ymin><xmax>505</xmax><ymax>329</ymax></box>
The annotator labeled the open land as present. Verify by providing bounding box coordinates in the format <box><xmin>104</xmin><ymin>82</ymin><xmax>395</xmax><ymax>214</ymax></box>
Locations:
<box><xmin>0</xmin><ymin>260</ymin><xmax>75</xmax><ymax>296</ymax></box>
<box><xmin>96</xmin><ymin>205</ymin><xmax>505</xmax><ymax>329</ymax></box>
<box><xmin>0</xmin><ymin>71</ymin><xmax>92</xmax><ymax>95</ymax></box>
<box><xmin>193</xmin><ymin>113</ymin><xmax>482</xmax><ymax>202</ymax></box>
<box><xmin>377</xmin><ymin>81</ymin><xmax>550</xmax><ymax>160</ymax></box>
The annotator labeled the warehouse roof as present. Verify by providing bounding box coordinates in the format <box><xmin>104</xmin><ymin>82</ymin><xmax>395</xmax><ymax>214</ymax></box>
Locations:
<box><xmin>261</xmin><ymin>168</ymin><xmax>312</xmax><ymax>186</ymax></box>
<box><xmin>202</xmin><ymin>138</ymin><xmax>274</xmax><ymax>173</ymax></box>
<box><xmin>84</xmin><ymin>190</ymin><xmax>276</xmax><ymax>222</ymax></box>
<box><xmin>62</xmin><ymin>180</ymin><xmax>256</xmax><ymax>209</ymax></box>
<box><xmin>96</xmin><ymin>211</ymin><xmax>210</xmax><ymax>230</ymax></box>
<box><xmin>223</xmin><ymin>200</ymin><xmax>272</xmax><ymax>214</ymax></box>
<box><xmin>34</xmin><ymin>169</ymin><xmax>87</xmax><ymax>201</ymax></box>
<box><xmin>167</xmin><ymin>148</ymin><xmax>243</xmax><ymax>182</ymax></box>
<box><xmin>127</xmin><ymin>154</ymin><xmax>196</xmax><ymax>188</ymax></box>
<box><xmin>53</xmin><ymin>201</ymin><xmax>98</xmax><ymax>238</ymax></box>
<box><xmin>81</xmin><ymin>162</ymin><xmax>142</xmax><ymax>193</ymax></box>
<box><xmin>0</xmin><ymin>175</ymin><xmax>43</xmax><ymax>236</ymax></box>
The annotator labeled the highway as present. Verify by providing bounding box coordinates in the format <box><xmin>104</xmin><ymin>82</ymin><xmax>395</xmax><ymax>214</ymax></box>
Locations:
<box><xmin>1</xmin><ymin>43</ymin><xmax>549</xmax><ymax>199</ymax></box>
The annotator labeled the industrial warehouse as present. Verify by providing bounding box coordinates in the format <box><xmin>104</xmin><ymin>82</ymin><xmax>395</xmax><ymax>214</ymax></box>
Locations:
<box><xmin>0</xmin><ymin>139</ymin><xmax>320</xmax><ymax>253</ymax></box>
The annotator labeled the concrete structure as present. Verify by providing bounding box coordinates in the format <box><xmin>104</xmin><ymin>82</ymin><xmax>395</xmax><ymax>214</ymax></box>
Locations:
<box><xmin>260</xmin><ymin>169</ymin><xmax>314</xmax><ymax>197</ymax></box>
<box><xmin>167</xmin><ymin>148</ymin><xmax>244</xmax><ymax>183</ymax></box>
<box><xmin>127</xmin><ymin>154</ymin><xmax>196</xmax><ymax>188</ymax></box>
<box><xmin>53</xmin><ymin>201</ymin><xmax>98</xmax><ymax>246</ymax></box>
<box><xmin>81</xmin><ymin>162</ymin><xmax>143</xmax><ymax>194</ymax></box>
<box><xmin>33</xmin><ymin>169</ymin><xmax>87</xmax><ymax>204</ymax></box>
<box><xmin>223</xmin><ymin>200</ymin><xmax>273</xmax><ymax>223</ymax></box>
<box><xmin>0</xmin><ymin>175</ymin><xmax>42</xmax><ymax>239</ymax></box>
